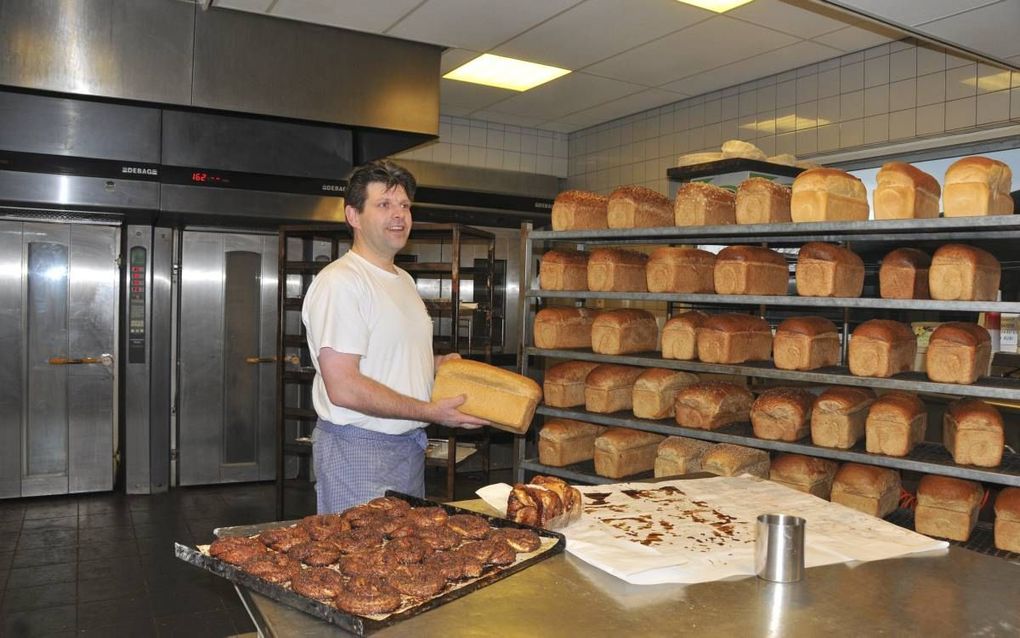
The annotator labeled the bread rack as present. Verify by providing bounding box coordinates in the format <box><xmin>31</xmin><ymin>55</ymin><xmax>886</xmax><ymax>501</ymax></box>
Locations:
<box><xmin>514</xmin><ymin>214</ymin><xmax>1020</xmax><ymax>490</ymax></box>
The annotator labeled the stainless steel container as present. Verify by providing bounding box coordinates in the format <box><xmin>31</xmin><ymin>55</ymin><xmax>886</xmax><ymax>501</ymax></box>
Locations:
<box><xmin>755</xmin><ymin>513</ymin><xmax>806</xmax><ymax>583</ymax></box>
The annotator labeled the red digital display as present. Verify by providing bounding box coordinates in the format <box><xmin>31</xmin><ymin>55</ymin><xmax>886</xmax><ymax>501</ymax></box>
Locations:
<box><xmin>192</xmin><ymin>171</ymin><xmax>228</xmax><ymax>185</ymax></box>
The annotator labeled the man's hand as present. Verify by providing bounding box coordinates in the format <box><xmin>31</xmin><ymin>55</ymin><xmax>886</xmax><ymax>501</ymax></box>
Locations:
<box><xmin>434</xmin><ymin>352</ymin><xmax>461</xmax><ymax>368</ymax></box>
<box><xmin>427</xmin><ymin>394</ymin><xmax>489</xmax><ymax>429</ymax></box>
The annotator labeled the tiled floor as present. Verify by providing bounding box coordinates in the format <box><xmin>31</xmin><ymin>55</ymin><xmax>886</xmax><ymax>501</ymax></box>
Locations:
<box><xmin>0</xmin><ymin>468</ymin><xmax>506</xmax><ymax>637</ymax></box>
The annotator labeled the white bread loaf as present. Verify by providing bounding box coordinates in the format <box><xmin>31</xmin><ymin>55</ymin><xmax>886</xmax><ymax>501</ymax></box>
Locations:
<box><xmin>925</xmin><ymin>322</ymin><xmax>991</xmax><ymax>384</ymax></box>
<box><xmin>695</xmin><ymin>313</ymin><xmax>772</xmax><ymax>364</ymax></box>
<box><xmin>750</xmin><ymin>387</ymin><xmax>815</xmax><ymax>442</ymax></box>
<box><xmin>873</xmin><ymin>162</ymin><xmax>941</xmax><ymax>220</ymax></box>
<box><xmin>795</xmin><ymin>242</ymin><xmax>864</xmax><ymax>298</ymax></box>
<box><xmin>675</xmin><ymin>382</ymin><xmax>753</xmax><ymax>430</ymax></box>
<box><xmin>540</xmin><ymin>250</ymin><xmax>589</xmax><ymax>291</ymax></box>
<box><xmin>830</xmin><ymin>463</ymin><xmax>901</xmax><ymax>517</ymax></box>
<box><xmin>585</xmin><ymin>364</ymin><xmax>645</xmax><ymax>413</ymax></box>
<box><xmin>552</xmin><ymin>190</ymin><xmax>608</xmax><ymax>230</ymax></box>
<box><xmin>538</xmin><ymin>419</ymin><xmax>605</xmax><ymax>467</ymax></box>
<box><xmin>591</xmin><ymin>309</ymin><xmax>658</xmax><ymax>355</ymax></box>
<box><xmin>675</xmin><ymin>182</ymin><xmax>736</xmax><ymax>226</ymax></box>
<box><xmin>769</xmin><ymin>453</ymin><xmax>839</xmax><ymax>499</ymax></box>
<box><xmin>587</xmin><ymin>248</ymin><xmax>648</xmax><ymax>292</ymax></box>
<box><xmin>848</xmin><ymin>319</ymin><xmax>916</xmax><ymax>378</ymax></box>
<box><xmin>661</xmin><ymin>310</ymin><xmax>709</xmax><ymax>361</ymax></box>
<box><xmin>879</xmin><ymin>248</ymin><xmax>931</xmax><ymax>300</ymax></box>
<box><xmin>735</xmin><ymin>177</ymin><xmax>792</xmax><ymax>225</ymax></box>
<box><xmin>533</xmin><ymin>307</ymin><xmax>597</xmax><ymax>350</ymax></box>
<box><xmin>811</xmin><ymin>386</ymin><xmax>876</xmax><ymax>449</ymax></box>
<box><xmin>943</xmin><ymin>156</ymin><xmax>1013</xmax><ymax>217</ymax></box>
<box><xmin>431</xmin><ymin>359</ymin><xmax>542</xmax><ymax>434</ymax></box>
<box><xmin>646</xmin><ymin>247</ymin><xmax>716</xmax><ymax>293</ymax></box>
<box><xmin>543</xmin><ymin>360</ymin><xmax>600</xmax><ymax>408</ymax></box>
<box><xmin>929</xmin><ymin>244</ymin><xmax>1001</xmax><ymax>302</ymax></box>
<box><xmin>915</xmin><ymin>474</ymin><xmax>983</xmax><ymax>542</ymax></box>
<box><xmin>714</xmin><ymin>245</ymin><xmax>789</xmax><ymax>295</ymax></box>
<box><xmin>943</xmin><ymin>398</ymin><xmax>1004</xmax><ymax>468</ymax></box>
<box><xmin>701</xmin><ymin>443</ymin><xmax>770</xmax><ymax>478</ymax></box>
<box><xmin>773</xmin><ymin>316</ymin><xmax>840</xmax><ymax>371</ymax></box>
<box><xmin>632</xmin><ymin>368</ymin><xmax>699</xmax><ymax>420</ymax></box>
<box><xmin>865</xmin><ymin>391</ymin><xmax>926</xmax><ymax>457</ymax></box>
<box><xmin>994</xmin><ymin>488</ymin><xmax>1020</xmax><ymax>553</ymax></box>
<box><xmin>608</xmin><ymin>185</ymin><xmax>673</xmax><ymax>228</ymax></box>
<box><xmin>654</xmin><ymin>436</ymin><xmax>713</xmax><ymax>477</ymax></box>
<box><xmin>791</xmin><ymin>168</ymin><xmax>869</xmax><ymax>222</ymax></box>
<box><xmin>594</xmin><ymin>428</ymin><xmax>665</xmax><ymax>479</ymax></box>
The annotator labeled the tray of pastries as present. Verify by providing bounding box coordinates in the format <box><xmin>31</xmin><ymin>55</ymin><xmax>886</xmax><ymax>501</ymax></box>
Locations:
<box><xmin>175</xmin><ymin>491</ymin><xmax>565</xmax><ymax>635</ymax></box>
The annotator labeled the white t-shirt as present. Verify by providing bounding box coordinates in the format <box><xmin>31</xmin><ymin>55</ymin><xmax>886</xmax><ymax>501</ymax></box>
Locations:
<box><xmin>301</xmin><ymin>250</ymin><xmax>434</xmax><ymax>435</ymax></box>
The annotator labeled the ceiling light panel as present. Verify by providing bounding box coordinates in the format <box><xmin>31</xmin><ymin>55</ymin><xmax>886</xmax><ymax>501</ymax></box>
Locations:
<box><xmin>675</xmin><ymin>0</ymin><xmax>755</xmax><ymax>13</ymax></box>
<box><xmin>443</xmin><ymin>54</ymin><xmax>571</xmax><ymax>91</ymax></box>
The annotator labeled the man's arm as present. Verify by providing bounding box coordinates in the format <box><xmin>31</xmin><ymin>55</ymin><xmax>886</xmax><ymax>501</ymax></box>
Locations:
<box><xmin>318</xmin><ymin>348</ymin><xmax>487</xmax><ymax>429</ymax></box>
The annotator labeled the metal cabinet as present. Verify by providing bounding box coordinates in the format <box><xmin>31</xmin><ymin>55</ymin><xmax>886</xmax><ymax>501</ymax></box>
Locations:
<box><xmin>0</xmin><ymin>220</ymin><xmax>119</xmax><ymax>498</ymax></box>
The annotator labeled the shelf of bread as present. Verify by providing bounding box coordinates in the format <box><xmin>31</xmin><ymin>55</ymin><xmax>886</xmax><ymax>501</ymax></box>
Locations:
<box><xmin>519</xmin><ymin>155</ymin><xmax>1018</xmax><ymax>505</ymax></box>
<box><xmin>526</xmin><ymin>290</ymin><xmax>1020</xmax><ymax>313</ymax></box>
<box><xmin>533</xmin><ymin>405</ymin><xmax>1020</xmax><ymax>488</ymax></box>
<box><xmin>532</xmin><ymin>213</ymin><xmax>1020</xmax><ymax>243</ymax></box>
<box><xmin>526</xmin><ymin>348</ymin><xmax>1020</xmax><ymax>401</ymax></box>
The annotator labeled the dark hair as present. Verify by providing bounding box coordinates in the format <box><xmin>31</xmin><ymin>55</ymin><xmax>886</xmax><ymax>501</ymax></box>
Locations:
<box><xmin>345</xmin><ymin>160</ymin><xmax>417</xmax><ymax>212</ymax></box>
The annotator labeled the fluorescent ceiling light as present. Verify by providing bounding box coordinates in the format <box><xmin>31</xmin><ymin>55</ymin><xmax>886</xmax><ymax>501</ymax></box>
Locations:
<box><xmin>964</xmin><ymin>71</ymin><xmax>1011</xmax><ymax>93</ymax></box>
<box><xmin>740</xmin><ymin>115</ymin><xmax>831</xmax><ymax>133</ymax></box>
<box><xmin>443</xmin><ymin>54</ymin><xmax>570</xmax><ymax>91</ymax></box>
<box><xmin>675</xmin><ymin>0</ymin><xmax>754</xmax><ymax>12</ymax></box>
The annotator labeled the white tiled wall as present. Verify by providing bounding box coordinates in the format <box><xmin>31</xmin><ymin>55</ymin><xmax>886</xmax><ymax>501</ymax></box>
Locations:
<box><xmin>393</xmin><ymin>115</ymin><xmax>569</xmax><ymax>177</ymax></box>
<box><xmin>567</xmin><ymin>39</ymin><xmax>1020</xmax><ymax>195</ymax></box>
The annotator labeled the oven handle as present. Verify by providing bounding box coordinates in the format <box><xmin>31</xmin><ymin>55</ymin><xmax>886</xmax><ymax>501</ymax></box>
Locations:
<box><xmin>48</xmin><ymin>353</ymin><xmax>114</xmax><ymax>367</ymax></box>
<box><xmin>245</xmin><ymin>355</ymin><xmax>300</xmax><ymax>365</ymax></box>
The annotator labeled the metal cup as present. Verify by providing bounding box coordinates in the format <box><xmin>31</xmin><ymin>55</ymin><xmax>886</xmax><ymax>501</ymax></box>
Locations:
<box><xmin>755</xmin><ymin>513</ymin><xmax>806</xmax><ymax>583</ymax></box>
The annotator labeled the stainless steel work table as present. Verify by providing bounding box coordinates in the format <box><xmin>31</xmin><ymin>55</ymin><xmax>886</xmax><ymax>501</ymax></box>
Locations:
<box><xmin>236</xmin><ymin>500</ymin><xmax>1020</xmax><ymax>637</ymax></box>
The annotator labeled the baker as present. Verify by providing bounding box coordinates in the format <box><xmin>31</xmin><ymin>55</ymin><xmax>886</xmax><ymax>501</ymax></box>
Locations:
<box><xmin>302</xmin><ymin>160</ymin><xmax>487</xmax><ymax>513</ymax></box>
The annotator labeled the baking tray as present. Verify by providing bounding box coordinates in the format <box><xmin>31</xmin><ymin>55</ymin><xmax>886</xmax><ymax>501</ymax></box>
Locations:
<box><xmin>666</xmin><ymin>158</ymin><xmax>804</xmax><ymax>181</ymax></box>
<box><xmin>175</xmin><ymin>491</ymin><xmax>566</xmax><ymax>636</ymax></box>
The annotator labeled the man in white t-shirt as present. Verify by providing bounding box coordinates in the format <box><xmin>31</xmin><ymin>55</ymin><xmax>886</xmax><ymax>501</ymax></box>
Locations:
<box><xmin>302</xmin><ymin>160</ymin><xmax>486</xmax><ymax>513</ymax></box>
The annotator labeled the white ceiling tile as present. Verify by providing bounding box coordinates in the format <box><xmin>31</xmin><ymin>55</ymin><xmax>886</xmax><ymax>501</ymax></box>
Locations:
<box><xmin>810</xmin><ymin>20</ymin><xmax>904</xmax><ymax>52</ymax></box>
<box><xmin>482</xmin><ymin>72</ymin><xmax>647</xmax><ymax>119</ymax></box>
<box><xmin>824</xmin><ymin>0</ymin><xmax>999</xmax><ymax>27</ymax></box>
<box><xmin>466</xmin><ymin>110</ymin><xmax>550</xmax><ymax>129</ymax></box>
<box><xmin>440</xmin><ymin>79</ymin><xmax>518</xmax><ymax>111</ymax></box>
<box><xmin>539</xmin><ymin>120</ymin><xmax>582</xmax><ymax>133</ymax></box>
<box><xmin>584</xmin><ymin>16</ymin><xmax>799</xmax><ymax>87</ymax></box>
<box><xmin>494</xmin><ymin>0</ymin><xmax>711</xmax><ymax>70</ymax></box>
<box><xmin>727</xmin><ymin>0</ymin><xmax>857</xmax><ymax>38</ymax></box>
<box><xmin>439</xmin><ymin>105</ymin><xmax>476</xmax><ymax>117</ymax></box>
<box><xmin>269</xmin><ymin>0</ymin><xmax>423</xmax><ymax>33</ymax></box>
<box><xmin>915</xmin><ymin>2</ymin><xmax>1020</xmax><ymax>61</ymax></box>
<box><xmin>546</xmin><ymin>88</ymin><xmax>687</xmax><ymax>132</ymax></box>
<box><xmin>661</xmin><ymin>41</ymin><xmax>844</xmax><ymax>96</ymax></box>
<box><xmin>213</xmin><ymin>0</ymin><xmax>274</xmax><ymax>11</ymax></box>
<box><xmin>386</xmin><ymin>0</ymin><xmax>581</xmax><ymax>50</ymax></box>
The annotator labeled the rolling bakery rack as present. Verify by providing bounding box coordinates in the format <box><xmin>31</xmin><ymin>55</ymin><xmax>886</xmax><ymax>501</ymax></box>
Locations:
<box><xmin>514</xmin><ymin>211</ymin><xmax>1020</xmax><ymax>556</ymax></box>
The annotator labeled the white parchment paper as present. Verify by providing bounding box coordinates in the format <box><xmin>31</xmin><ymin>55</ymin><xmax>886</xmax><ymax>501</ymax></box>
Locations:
<box><xmin>477</xmin><ymin>476</ymin><xmax>947</xmax><ymax>585</ymax></box>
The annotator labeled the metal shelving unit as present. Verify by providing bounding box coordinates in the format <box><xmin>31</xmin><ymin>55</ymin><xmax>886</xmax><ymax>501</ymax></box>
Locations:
<box><xmin>515</xmin><ymin>213</ymin><xmax>1020</xmax><ymax>490</ymax></box>
<box><xmin>276</xmin><ymin>224</ymin><xmax>352</xmax><ymax>520</ymax></box>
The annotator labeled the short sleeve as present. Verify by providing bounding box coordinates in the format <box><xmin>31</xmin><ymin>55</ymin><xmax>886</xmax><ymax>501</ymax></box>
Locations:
<box><xmin>302</xmin><ymin>267</ymin><xmax>369</xmax><ymax>358</ymax></box>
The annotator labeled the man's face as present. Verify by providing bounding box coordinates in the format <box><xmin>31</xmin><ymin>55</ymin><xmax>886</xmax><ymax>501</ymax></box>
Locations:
<box><xmin>347</xmin><ymin>182</ymin><xmax>412</xmax><ymax>260</ymax></box>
